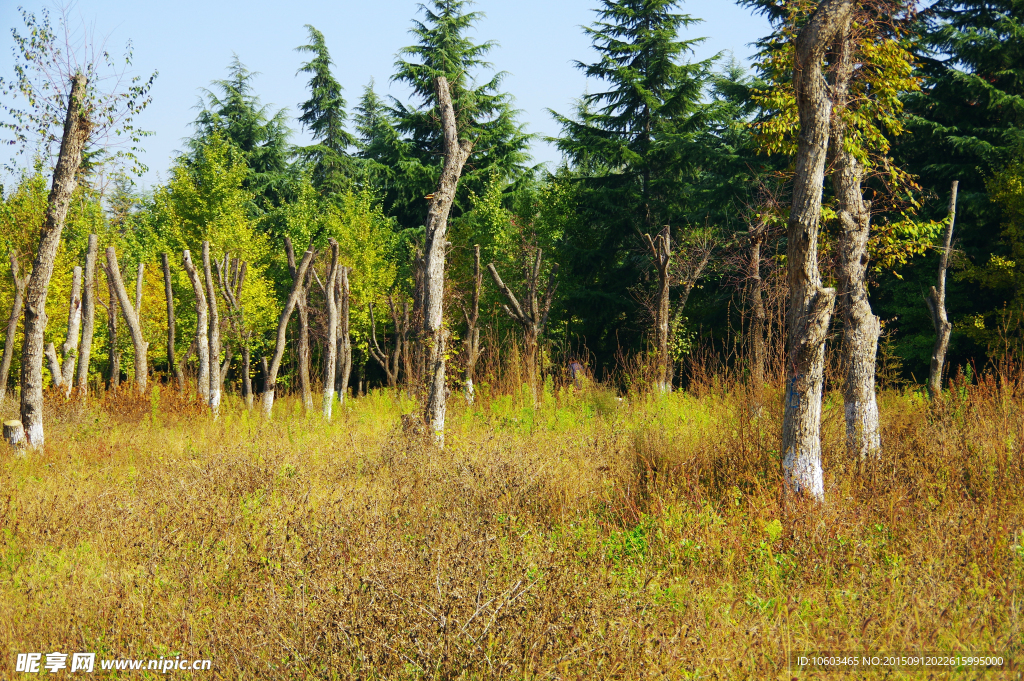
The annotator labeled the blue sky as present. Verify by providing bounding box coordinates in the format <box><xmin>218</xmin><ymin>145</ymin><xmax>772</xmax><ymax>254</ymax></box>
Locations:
<box><xmin>0</xmin><ymin>0</ymin><xmax>771</xmax><ymax>189</ymax></box>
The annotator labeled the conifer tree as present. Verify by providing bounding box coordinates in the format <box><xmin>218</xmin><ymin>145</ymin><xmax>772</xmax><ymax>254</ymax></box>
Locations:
<box><xmin>295</xmin><ymin>25</ymin><xmax>355</xmax><ymax>196</ymax></box>
<box><xmin>191</xmin><ymin>57</ymin><xmax>292</xmax><ymax>212</ymax></box>
<box><xmin>549</xmin><ymin>0</ymin><xmax>715</xmax><ymax>363</ymax></box>
<box><xmin>390</xmin><ymin>0</ymin><xmax>531</xmax><ymax>228</ymax></box>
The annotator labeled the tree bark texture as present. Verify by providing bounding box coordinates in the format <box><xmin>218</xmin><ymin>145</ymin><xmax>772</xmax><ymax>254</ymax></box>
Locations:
<box><xmin>216</xmin><ymin>256</ymin><xmax>252</xmax><ymax>410</ymax></box>
<box><xmin>286</xmin><ymin>237</ymin><xmax>314</xmax><ymax>414</ymax></box>
<box><xmin>316</xmin><ymin>240</ymin><xmax>340</xmax><ymax>420</ymax></box>
<box><xmin>106</xmin><ymin>269</ymin><xmax>121</xmax><ymax>388</ymax></box>
<box><xmin>463</xmin><ymin>245</ymin><xmax>484</xmax><ymax>404</ymax></box>
<box><xmin>55</xmin><ymin>265</ymin><xmax>83</xmax><ymax>396</ymax></box>
<box><xmin>261</xmin><ymin>246</ymin><xmax>314</xmax><ymax>418</ymax></box>
<box><xmin>202</xmin><ymin>243</ymin><xmax>222</xmax><ymax>415</ymax></box>
<box><xmin>161</xmin><ymin>252</ymin><xmax>184</xmax><ymax>392</ymax></box>
<box><xmin>20</xmin><ymin>73</ymin><xmax>91</xmax><ymax>448</ymax></box>
<box><xmin>368</xmin><ymin>301</ymin><xmax>400</xmax><ymax>387</ymax></box>
<box><xmin>182</xmin><ymin>250</ymin><xmax>210</xmax><ymax>403</ymax></box>
<box><xmin>781</xmin><ymin>0</ymin><xmax>852</xmax><ymax>500</ymax></box>
<box><xmin>76</xmin><ymin>234</ymin><xmax>98</xmax><ymax>394</ymax></box>
<box><xmin>337</xmin><ymin>266</ymin><xmax>352</xmax><ymax>404</ymax></box>
<box><xmin>829</xmin><ymin>25</ymin><xmax>881</xmax><ymax>459</ymax></box>
<box><xmin>644</xmin><ymin>226</ymin><xmax>672</xmax><ymax>392</ymax></box>
<box><xmin>0</xmin><ymin>253</ymin><xmax>28</xmax><ymax>404</ymax></box>
<box><xmin>487</xmin><ymin>250</ymin><xmax>559</xmax><ymax>408</ymax></box>
<box><xmin>925</xmin><ymin>181</ymin><xmax>958</xmax><ymax>401</ymax></box>
<box><xmin>423</xmin><ymin>76</ymin><xmax>473</xmax><ymax>446</ymax></box>
<box><xmin>105</xmin><ymin>248</ymin><xmax>149</xmax><ymax>391</ymax></box>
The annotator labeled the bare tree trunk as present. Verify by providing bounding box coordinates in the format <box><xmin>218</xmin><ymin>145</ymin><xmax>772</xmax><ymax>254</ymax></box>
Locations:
<box><xmin>286</xmin><ymin>237</ymin><xmax>314</xmax><ymax>414</ymax></box>
<box><xmin>76</xmin><ymin>234</ymin><xmax>98</xmax><ymax>395</ymax></box>
<box><xmin>20</xmin><ymin>73</ymin><xmax>91</xmax><ymax>448</ymax></box>
<box><xmin>161</xmin><ymin>252</ymin><xmax>184</xmax><ymax>392</ymax></box>
<box><xmin>831</xmin><ymin>28</ymin><xmax>881</xmax><ymax>459</ymax></box>
<box><xmin>644</xmin><ymin>226</ymin><xmax>672</xmax><ymax>392</ymax></box>
<box><xmin>182</xmin><ymin>250</ymin><xmax>210</xmax><ymax>403</ymax></box>
<box><xmin>202</xmin><ymin>242</ymin><xmax>221</xmax><ymax>415</ymax></box>
<box><xmin>105</xmin><ymin>270</ymin><xmax>121</xmax><ymax>389</ymax></box>
<box><xmin>216</xmin><ymin>255</ymin><xmax>252</xmax><ymax>410</ymax></box>
<box><xmin>368</xmin><ymin>302</ymin><xmax>399</xmax><ymax>387</ymax></box>
<box><xmin>926</xmin><ymin>181</ymin><xmax>958</xmax><ymax>401</ymax></box>
<box><xmin>316</xmin><ymin>239</ymin><xmax>340</xmax><ymax>420</ymax></box>
<box><xmin>463</xmin><ymin>245</ymin><xmax>484</xmax><ymax>404</ymax></box>
<box><xmin>749</xmin><ymin>229</ymin><xmax>767</xmax><ymax>413</ymax></box>
<box><xmin>0</xmin><ymin>253</ymin><xmax>28</xmax><ymax>404</ymax></box>
<box><xmin>337</xmin><ymin>267</ymin><xmax>352</xmax><ymax>404</ymax></box>
<box><xmin>262</xmin><ymin>245</ymin><xmax>314</xmax><ymax>417</ymax></box>
<box><xmin>105</xmin><ymin>249</ymin><xmax>149</xmax><ymax>391</ymax></box>
<box><xmin>487</xmin><ymin>250</ymin><xmax>559</xmax><ymax>408</ymax></box>
<box><xmin>781</xmin><ymin>0</ymin><xmax>852</xmax><ymax>500</ymax></box>
<box><xmin>423</xmin><ymin>76</ymin><xmax>473</xmax><ymax>446</ymax></box>
<box><xmin>53</xmin><ymin>265</ymin><xmax>84</xmax><ymax>396</ymax></box>
<box><xmin>388</xmin><ymin>295</ymin><xmax>409</xmax><ymax>388</ymax></box>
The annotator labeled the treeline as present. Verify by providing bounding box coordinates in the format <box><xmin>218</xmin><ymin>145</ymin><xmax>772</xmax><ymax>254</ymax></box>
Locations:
<box><xmin>0</xmin><ymin>0</ymin><xmax>1022</xmax><ymax>436</ymax></box>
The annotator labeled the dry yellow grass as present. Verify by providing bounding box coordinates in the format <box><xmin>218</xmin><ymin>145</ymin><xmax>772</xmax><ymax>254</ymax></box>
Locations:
<box><xmin>0</xmin><ymin>374</ymin><xmax>1021</xmax><ymax>679</ymax></box>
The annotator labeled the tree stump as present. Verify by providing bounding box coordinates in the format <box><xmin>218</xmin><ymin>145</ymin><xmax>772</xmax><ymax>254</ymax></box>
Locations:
<box><xmin>4</xmin><ymin>419</ymin><xmax>25</xmax><ymax>448</ymax></box>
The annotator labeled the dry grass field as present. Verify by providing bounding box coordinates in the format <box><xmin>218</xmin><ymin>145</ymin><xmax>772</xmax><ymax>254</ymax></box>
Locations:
<box><xmin>1</xmin><ymin>373</ymin><xmax>1022</xmax><ymax>679</ymax></box>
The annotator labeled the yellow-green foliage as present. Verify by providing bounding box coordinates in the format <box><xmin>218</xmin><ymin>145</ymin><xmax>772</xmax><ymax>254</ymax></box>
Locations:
<box><xmin>0</xmin><ymin>373</ymin><xmax>1019</xmax><ymax>679</ymax></box>
<box><xmin>0</xmin><ymin>173</ymin><xmax>105</xmax><ymax>384</ymax></box>
<box><xmin>751</xmin><ymin>2</ymin><xmax>941</xmax><ymax>274</ymax></box>
<box><xmin>151</xmin><ymin>134</ymin><xmax>278</xmax><ymax>344</ymax></box>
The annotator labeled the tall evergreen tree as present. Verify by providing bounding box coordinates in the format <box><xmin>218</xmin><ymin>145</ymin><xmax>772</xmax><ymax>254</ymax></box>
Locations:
<box><xmin>880</xmin><ymin>0</ymin><xmax>1024</xmax><ymax>375</ymax></box>
<box><xmin>191</xmin><ymin>57</ymin><xmax>292</xmax><ymax>212</ymax></box>
<box><xmin>548</xmin><ymin>0</ymin><xmax>716</xmax><ymax>367</ymax></box>
<box><xmin>390</xmin><ymin>0</ymin><xmax>532</xmax><ymax>228</ymax></box>
<box><xmin>295</xmin><ymin>25</ymin><xmax>355</xmax><ymax>196</ymax></box>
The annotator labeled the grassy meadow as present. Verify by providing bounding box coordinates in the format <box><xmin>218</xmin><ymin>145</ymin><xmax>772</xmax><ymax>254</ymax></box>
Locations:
<box><xmin>0</xmin><ymin>373</ymin><xmax>1022</xmax><ymax>679</ymax></box>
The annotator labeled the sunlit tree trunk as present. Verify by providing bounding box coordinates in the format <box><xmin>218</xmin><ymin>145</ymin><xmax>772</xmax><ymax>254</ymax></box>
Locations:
<box><xmin>0</xmin><ymin>253</ymin><xmax>28</xmax><ymax>405</ymax></box>
<box><xmin>925</xmin><ymin>181</ymin><xmax>958</xmax><ymax>401</ymax></box>
<box><xmin>76</xmin><ymin>234</ymin><xmax>98</xmax><ymax>395</ymax></box>
<box><xmin>262</xmin><ymin>246</ymin><xmax>314</xmax><ymax>418</ymax></box>
<box><xmin>423</xmin><ymin>76</ymin><xmax>473</xmax><ymax>446</ymax></box>
<box><xmin>202</xmin><ymin>243</ymin><xmax>222</xmax><ymax>416</ymax></box>
<box><xmin>286</xmin><ymin>237</ymin><xmax>314</xmax><ymax>414</ymax></box>
<box><xmin>20</xmin><ymin>73</ymin><xmax>91</xmax><ymax>448</ymax></box>
<box><xmin>781</xmin><ymin>0</ymin><xmax>852</xmax><ymax>500</ymax></box>
<box><xmin>55</xmin><ymin>266</ymin><xmax>83</xmax><ymax>396</ymax></box>
<box><xmin>161</xmin><ymin>252</ymin><xmax>184</xmax><ymax>392</ymax></box>
<box><xmin>182</xmin><ymin>250</ymin><xmax>210</xmax><ymax>404</ymax></box>
<box><xmin>317</xmin><ymin>239</ymin><xmax>340</xmax><ymax>420</ymax></box>
<box><xmin>337</xmin><ymin>266</ymin><xmax>352</xmax><ymax>404</ymax></box>
<box><xmin>105</xmin><ymin>248</ymin><xmax>149</xmax><ymax>392</ymax></box>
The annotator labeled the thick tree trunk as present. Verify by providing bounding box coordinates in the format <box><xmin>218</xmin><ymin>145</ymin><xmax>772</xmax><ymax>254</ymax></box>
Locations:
<box><xmin>0</xmin><ymin>253</ymin><xmax>28</xmax><ymax>404</ymax></box>
<box><xmin>20</xmin><ymin>73</ymin><xmax>91</xmax><ymax>448</ymax></box>
<box><xmin>423</xmin><ymin>76</ymin><xmax>473</xmax><ymax>446</ymax></box>
<box><xmin>830</xmin><ymin>23</ymin><xmax>881</xmax><ymax>460</ymax></box>
<box><xmin>262</xmin><ymin>246</ymin><xmax>314</xmax><ymax>418</ymax></box>
<box><xmin>106</xmin><ymin>270</ymin><xmax>121</xmax><ymax>388</ymax></box>
<box><xmin>76</xmin><ymin>234</ymin><xmax>98</xmax><ymax>395</ymax></box>
<box><xmin>202</xmin><ymin>243</ymin><xmax>222</xmax><ymax>415</ymax></box>
<box><xmin>182</xmin><ymin>250</ymin><xmax>210</xmax><ymax>403</ymax></box>
<box><xmin>925</xmin><ymin>182</ymin><xmax>958</xmax><ymax>401</ymax></box>
<box><xmin>105</xmin><ymin>248</ymin><xmax>149</xmax><ymax>391</ymax></box>
<box><xmin>337</xmin><ymin>267</ymin><xmax>352</xmax><ymax>404</ymax></box>
<box><xmin>161</xmin><ymin>252</ymin><xmax>184</xmax><ymax>392</ymax></box>
<box><xmin>781</xmin><ymin>0</ymin><xmax>852</xmax><ymax>500</ymax></box>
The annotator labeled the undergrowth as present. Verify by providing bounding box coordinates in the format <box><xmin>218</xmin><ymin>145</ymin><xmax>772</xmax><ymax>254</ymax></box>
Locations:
<box><xmin>0</xmin><ymin>376</ymin><xmax>1021</xmax><ymax>679</ymax></box>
